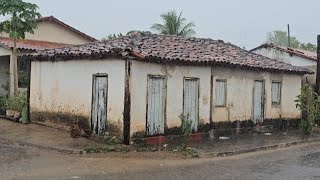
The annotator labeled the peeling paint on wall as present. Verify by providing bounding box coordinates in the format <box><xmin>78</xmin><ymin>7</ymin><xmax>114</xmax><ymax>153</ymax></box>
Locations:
<box><xmin>30</xmin><ymin>59</ymin><xmax>125</xmax><ymax>138</ymax></box>
<box><xmin>30</xmin><ymin>58</ymin><xmax>303</xmax><ymax>140</ymax></box>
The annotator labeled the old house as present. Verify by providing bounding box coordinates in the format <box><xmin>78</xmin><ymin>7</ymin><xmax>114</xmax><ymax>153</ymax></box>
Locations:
<box><xmin>251</xmin><ymin>43</ymin><xmax>317</xmax><ymax>84</ymax></box>
<box><xmin>0</xmin><ymin>16</ymin><xmax>97</xmax><ymax>96</ymax></box>
<box><xmin>27</xmin><ymin>35</ymin><xmax>311</xmax><ymax>144</ymax></box>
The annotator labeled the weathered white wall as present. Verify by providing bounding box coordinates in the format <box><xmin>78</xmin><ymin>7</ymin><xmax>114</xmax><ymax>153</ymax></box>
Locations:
<box><xmin>1</xmin><ymin>21</ymin><xmax>92</xmax><ymax>45</ymax></box>
<box><xmin>0</xmin><ymin>47</ymin><xmax>11</xmax><ymax>56</ymax></box>
<box><xmin>30</xmin><ymin>59</ymin><xmax>125</xmax><ymax>133</ymax></box>
<box><xmin>252</xmin><ymin>47</ymin><xmax>317</xmax><ymax>67</ymax></box>
<box><xmin>30</xmin><ymin>58</ymin><xmax>303</xmax><ymax>138</ymax></box>
<box><xmin>302</xmin><ymin>65</ymin><xmax>317</xmax><ymax>85</ymax></box>
<box><xmin>130</xmin><ymin>61</ymin><xmax>212</xmax><ymax>135</ymax></box>
<box><xmin>211</xmin><ymin>67</ymin><xmax>301</xmax><ymax>122</ymax></box>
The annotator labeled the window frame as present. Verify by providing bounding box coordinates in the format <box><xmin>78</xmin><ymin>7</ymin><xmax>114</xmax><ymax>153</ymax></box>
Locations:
<box><xmin>271</xmin><ymin>81</ymin><xmax>282</xmax><ymax>106</ymax></box>
<box><xmin>215</xmin><ymin>79</ymin><xmax>227</xmax><ymax>107</ymax></box>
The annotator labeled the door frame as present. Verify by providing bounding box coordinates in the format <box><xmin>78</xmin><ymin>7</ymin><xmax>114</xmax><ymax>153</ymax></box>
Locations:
<box><xmin>183</xmin><ymin>77</ymin><xmax>200</xmax><ymax>132</ymax></box>
<box><xmin>145</xmin><ymin>75</ymin><xmax>167</xmax><ymax>136</ymax></box>
<box><xmin>252</xmin><ymin>80</ymin><xmax>265</xmax><ymax>124</ymax></box>
<box><xmin>91</xmin><ymin>73</ymin><xmax>109</xmax><ymax>133</ymax></box>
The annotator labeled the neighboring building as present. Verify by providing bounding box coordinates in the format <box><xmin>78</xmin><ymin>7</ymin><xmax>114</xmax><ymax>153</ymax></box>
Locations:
<box><xmin>0</xmin><ymin>16</ymin><xmax>97</xmax><ymax>45</ymax></box>
<box><xmin>27</xmin><ymin>35</ymin><xmax>311</xmax><ymax>144</ymax></box>
<box><xmin>251</xmin><ymin>43</ymin><xmax>316</xmax><ymax>84</ymax></box>
<box><xmin>0</xmin><ymin>16</ymin><xmax>97</xmax><ymax>96</ymax></box>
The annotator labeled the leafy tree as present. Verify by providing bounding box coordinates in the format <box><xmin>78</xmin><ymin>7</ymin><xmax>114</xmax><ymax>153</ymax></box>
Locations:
<box><xmin>0</xmin><ymin>0</ymin><xmax>41</xmax><ymax>96</ymax></box>
<box><xmin>267</xmin><ymin>30</ymin><xmax>316</xmax><ymax>52</ymax></box>
<box><xmin>151</xmin><ymin>10</ymin><xmax>196</xmax><ymax>37</ymax></box>
<box><xmin>299</xmin><ymin>42</ymin><xmax>317</xmax><ymax>53</ymax></box>
<box><xmin>295</xmin><ymin>84</ymin><xmax>320</xmax><ymax>134</ymax></box>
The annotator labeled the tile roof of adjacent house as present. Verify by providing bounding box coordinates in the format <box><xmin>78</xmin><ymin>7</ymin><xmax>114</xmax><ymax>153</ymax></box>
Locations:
<box><xmin>251</xmin><ymin>43</ymin><xmax>317</xmax><ymax>62</ymax></box>
<box><xmin>28</xmin><ymin>35</ymin><xmax>313</xmax><ymax>75</ymax></box>
<box><xmin>36</xmin><ymin>16</ymin><xmax>97</xmax><ymax>42</ymax></box>
<box><xmin>0</xmin><ymin>37</ymin><xmax>68</xmax><ymax>51</ymax></box>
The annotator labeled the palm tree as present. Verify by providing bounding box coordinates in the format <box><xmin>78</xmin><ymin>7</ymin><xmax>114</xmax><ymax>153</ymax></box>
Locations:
<box><xmin>151</xmin><ymin>11</ymin><xmax>196</xmax><ymax>37</ymax></box>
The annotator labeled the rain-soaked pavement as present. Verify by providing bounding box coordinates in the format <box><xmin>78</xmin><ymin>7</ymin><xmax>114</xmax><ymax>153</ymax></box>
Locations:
<box><xmin>1</xmin><ymin>139</ymin><xmax>320</xmax><ymax>180</ymax></box>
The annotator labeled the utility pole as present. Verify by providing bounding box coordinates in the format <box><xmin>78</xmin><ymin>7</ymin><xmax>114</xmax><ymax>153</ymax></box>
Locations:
<box><xmin>315</xmin><ymin>35</ymin><xmax>320</xmax><ymax>95</ymax></box>
<box><xmin>287</xmin><ymin>24</ymin><xmax>291</xmax><ymax>47</ymax></box>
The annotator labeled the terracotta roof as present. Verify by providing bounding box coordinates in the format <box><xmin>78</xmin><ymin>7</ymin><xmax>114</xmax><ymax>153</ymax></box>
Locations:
<box><xmin>251</xmin><ymin>43</ymin><xmax>317</xmax><ymax>62</ymax></box>
<box><xmin>28</xmin><ymin>35</ymin><xmax>313</xmax><ymax>75</ymax></box>
<box><xmin>0</xmin><ymin>37</ymin><xmax>68</xmax><ymax>51</ymax></box>
<box><xmin>36</xmin><ymin>16</ymin><xmax>97</xmax><ymax>42</ymax></box>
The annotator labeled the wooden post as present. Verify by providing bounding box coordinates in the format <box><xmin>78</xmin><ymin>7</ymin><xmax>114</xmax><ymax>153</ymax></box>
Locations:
<box><xmin>315</xmin><ymin>35</ymin><xmax>320</xmax><ymax>95</ymax></box>
<box><xmin>287</xmin><ymin>24</ymin><xmax>291</xmax><ymax>47</ymax></box>
<box><xmin>123</xmin><ymin>59</ymin><xmax>131</xmax><ymax>145</ymax></box>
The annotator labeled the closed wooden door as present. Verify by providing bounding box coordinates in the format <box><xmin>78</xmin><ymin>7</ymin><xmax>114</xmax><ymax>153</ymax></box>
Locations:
<box><xmin>147</xmin><ymin>76</ymin><xmax>166</xmax><ymax>136</ymax></box>
<box><xmin>91</xmin><ymin>75</ymin><xmax>108</xmax><ymax>135</ymax></box>
<box><xmin>253</xmin><ymin>80</ymin><xmax>264</xmax><ymax>124</ymax></box>
<box><xmin>183</xmin><ymin>78</ymin><xmax>199</xmax><ymax>131</ymax></box>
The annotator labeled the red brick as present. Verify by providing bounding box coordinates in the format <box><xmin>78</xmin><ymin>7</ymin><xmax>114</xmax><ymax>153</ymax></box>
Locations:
<box><xmin>189</xmin><ymin>133</ymin><xmax>201</xmax><ymax>143</ymax></box>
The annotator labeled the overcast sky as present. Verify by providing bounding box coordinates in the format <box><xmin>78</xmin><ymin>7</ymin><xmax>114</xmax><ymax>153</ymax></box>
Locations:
<box><xmin>6</xmin><ymin>0</ymin><xmax>320</xmax><ymax>49</ymax></box>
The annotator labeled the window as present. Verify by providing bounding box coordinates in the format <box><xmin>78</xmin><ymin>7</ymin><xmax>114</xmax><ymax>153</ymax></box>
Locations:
<box><xmin>272</xmin><ymin>81</ymin><xmax>281</xmax><ymax>105</ymax></box>
<box><xmin>215</xmin><ymin>80</ymin><xmax>227</xmax><ymax>107</ymax></box>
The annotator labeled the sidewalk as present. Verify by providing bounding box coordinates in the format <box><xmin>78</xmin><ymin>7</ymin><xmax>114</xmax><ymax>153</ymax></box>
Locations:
<box><xmin>0</xmin><ymin>118</ymin><xmax>101</xmax><ymax>153</ymax></box>
<box><xmin>1</xmin><ymin>118</ymin><xmax>320</xmax><ymax>157</ymax></box>
<box><xmin>197</xmin><ymin>131</ymin><xmax>320</xmax><ymax>157</ymax></box>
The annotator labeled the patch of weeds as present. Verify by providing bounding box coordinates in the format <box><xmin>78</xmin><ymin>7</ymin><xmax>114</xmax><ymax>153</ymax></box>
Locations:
<box><xmin>183</xmin><ymin>147</ymin><xmax>200</xmax><ymax>158</ymax></box>
<box><xmin>171</xmin><ymin>147</ymin><xmax>200</xmax><ymax>158</ymax></box>
<box><xmin>180</xmin><ymin>114</ymin><xmax>192</xmax><ymax>148</ymax></box>
<box><xmin>84</xmin><ymin>145</ymin><xmax>130</xmax><ymax>154</ymax></box>
<box><xmin>101</xmin><ymin>136</ymin><xmax>121</xmax><ymax>145</ymax></box>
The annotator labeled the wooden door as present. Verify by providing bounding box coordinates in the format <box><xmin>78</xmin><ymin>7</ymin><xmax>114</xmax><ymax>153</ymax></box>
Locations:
<box><xmin>146</xmin><ymin>76</ymin><xmax>166</xmax><ymax>136</ymax></box>
<box><xmin>183</xmin><ymin>78</ymin><xmax>199</xmax><ymax>131</ymax></box>
<box><xmin>253</xmin><ymin>80</ymin><xmax>264</xmax><ymax>124</ymax></box>
<box><xmin>91</xmin><ymin>75</ymin><xmax>108</xmax><ymax>135</ymax></box>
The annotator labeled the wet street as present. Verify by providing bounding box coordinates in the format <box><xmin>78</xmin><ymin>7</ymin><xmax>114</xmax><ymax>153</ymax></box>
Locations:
<box><xmin>1</xmin><ymin>139</ymin><xmax>320</xmax><ymax>180</ymax></box>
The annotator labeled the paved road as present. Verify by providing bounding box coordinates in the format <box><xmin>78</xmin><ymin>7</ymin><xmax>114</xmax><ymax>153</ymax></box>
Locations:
<box><xmin>1</xmin><ymin>138</ymin><xmax>320</xmax><ymax>180</ymax></box>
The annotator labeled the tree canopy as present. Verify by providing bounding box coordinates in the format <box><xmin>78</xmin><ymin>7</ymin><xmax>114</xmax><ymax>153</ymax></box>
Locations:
<box><xmin>0</xmin><ymin>0</ymin><xmax>41</xmax><ymax>40</ymax></box>
<box><xmin>151</xmin><ymin>10</ymin><xmax>196</xmax><ymax>37</ymax></box>
<box><xmin>267</xmin><ymin>30</ymin><xmax>316</xmax><ymax>52</ymax></box>
<box><xmin>0</xmin><ymin>0</ymin><xmax>41</xmax><ymax>96</ymax></box>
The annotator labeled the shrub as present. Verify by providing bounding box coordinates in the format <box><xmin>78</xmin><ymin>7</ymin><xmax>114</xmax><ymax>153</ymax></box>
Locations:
<box><xmin>0</xmin><ymin>96</ymin><xmax>6</xmax><ymax>107</ymax></box>
<box><xmin>295</xmin><ymin>84</ymin><xmax>320</xmax><ymax>134</ymax></box>
<box><xmin>4</xmin><ymin>92</ymin><xmax>27</xmax><ymax>112</ymax></box>
<box><xmin>179</xmin><ymin>114</ymin><xmax>192</xmax><ymax>148</ymax></box>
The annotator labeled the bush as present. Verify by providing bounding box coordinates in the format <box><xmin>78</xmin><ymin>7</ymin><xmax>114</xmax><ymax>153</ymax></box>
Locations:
<box><xmin>295</xmin><ymin>84</ymin><xmax>320</xmax><ymax>134</ymax></box>
<box><xmin>4</xmin><ymin>92</ymin><xmax>27</xmax><ymax>112</ymax></box>
<box><xmin>0</xmin><ymin>96</ymin><xmax>6</xmax><ymax>107</ymax></box>
<box><xmin>179</xmin><ymin>114</ymin><xmax>192</xmax><ymax>148</ymax></box>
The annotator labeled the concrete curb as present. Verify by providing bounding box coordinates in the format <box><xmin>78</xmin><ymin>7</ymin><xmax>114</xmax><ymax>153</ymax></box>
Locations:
<box><xmin>0</xmin><ymin>137</ymin><xmax>82</xmax><ymax>154</ymax></box>
<box><xmin>31</xmin><ymin>121</ymin><xmax>70</xmax><ymax>132</ymax></box>
<box><xmin>204</xmin><ymin>138</ymin><xmax>320</xmax><ymax>157</ymax></box>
